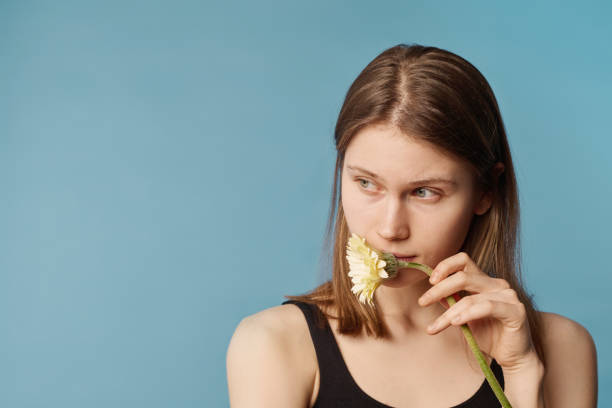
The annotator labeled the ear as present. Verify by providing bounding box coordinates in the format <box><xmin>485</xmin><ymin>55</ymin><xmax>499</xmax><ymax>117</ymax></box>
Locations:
<box><xmin>474</xmin><ymin>191</ymin><xmax>494</xmax><ymax>215</ymax></box>
<box><xmin>474</xmin><ymin>162</ymin><xmax>505</xmax><ymax>215</ymax></box>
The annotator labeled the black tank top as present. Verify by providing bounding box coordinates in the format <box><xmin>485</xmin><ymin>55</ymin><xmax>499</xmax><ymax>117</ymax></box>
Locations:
<box><xmin>282</xmin><ymin>299</ymin><xmax>505</xmax><ymax>407</ymax></box>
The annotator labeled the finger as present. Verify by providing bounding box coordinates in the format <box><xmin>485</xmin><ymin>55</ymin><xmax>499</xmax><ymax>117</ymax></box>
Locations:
<box><xmin>443</xmin><ymin>290</ymin><xmax>522</xmax><ymax>321</ymax></box>
<box><xmin>430</xmin><ymin>252</ymin><xmax>473</xmax><ymax>284</ymax></box>
<box><xmin>427</xmin><ymin>292</ymin><xmax>526</xmax><ymax>334</ymax></box>
<box><xmin>430</xmin><ymin>252</ymin><xmax>490</xmax><ymax>284</ymax></box>
<box><xmin>418</xmin><ymin>271</ymin><xmax>510</xmax><ymax>306</ymax></box>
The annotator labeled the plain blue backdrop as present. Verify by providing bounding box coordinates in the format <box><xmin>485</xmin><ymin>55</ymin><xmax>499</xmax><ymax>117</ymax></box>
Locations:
<box><xmin>1</xmin><ymin>1</ymin><xmax>609</xmax><ymax>406</ymax></box>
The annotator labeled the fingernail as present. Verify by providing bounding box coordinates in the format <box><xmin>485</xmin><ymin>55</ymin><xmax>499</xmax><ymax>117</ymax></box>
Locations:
<box><xmin>427</xmin><ymin>321</ymin><xmax>440</xmax><ymax>331</ymax></box>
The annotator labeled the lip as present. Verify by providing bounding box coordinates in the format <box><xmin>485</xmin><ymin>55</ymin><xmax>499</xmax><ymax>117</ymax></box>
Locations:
<box><xmin>391</xmin><ymin>253</ymin><xmax>416</xmax><ymax>260</ymax></box>
<box><xmin>391</xmin><ymin>252</ymin><xmax>416</xmax><ymax>258</ymax></box>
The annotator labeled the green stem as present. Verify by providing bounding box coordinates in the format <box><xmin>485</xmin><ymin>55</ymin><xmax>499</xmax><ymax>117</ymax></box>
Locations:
<box><xmin>397</xmin><ymin>261</ymin><xmax>512</xmax><ymax>408</ymax></box>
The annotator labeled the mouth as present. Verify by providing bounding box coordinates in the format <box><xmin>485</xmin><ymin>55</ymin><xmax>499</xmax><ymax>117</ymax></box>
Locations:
<box><xmin>391</xmin><ymin>254</ymin><xmax>417</xmax><ymax>262</ymax></box>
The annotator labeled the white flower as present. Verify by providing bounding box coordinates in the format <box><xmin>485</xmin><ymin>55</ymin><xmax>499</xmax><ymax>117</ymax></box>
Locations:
<box><xmin>346</xmin><ymin>233</ymin><xmax>388</xmax><ymax>307</ymax></box>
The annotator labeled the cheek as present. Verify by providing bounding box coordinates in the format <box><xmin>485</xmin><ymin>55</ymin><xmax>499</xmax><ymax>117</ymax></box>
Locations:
<box><xmin>341</xmin><ymin>185</ymin><xmax>360</xmax><ymax>233</ymax></box>
<box><xmin>341</xmin><ymin>182</ymin><xmax>375</xmax><ymax>235</ymax></box>
<box><xmin>426</xmin><ymin>205</ymin><xmax>474</xmax><ymax>255</ymax></box>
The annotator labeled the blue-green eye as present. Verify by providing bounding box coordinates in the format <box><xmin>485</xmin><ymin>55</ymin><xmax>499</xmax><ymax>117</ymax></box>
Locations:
<box><xmin>356</xmin><ymin>178</ymin><xmax>375</xmax><ymax>190</ymax></box>
<box><xmin>415</xmin><ymin>187</ymin><xmax>436</xmax><ymax>198</ymax></box>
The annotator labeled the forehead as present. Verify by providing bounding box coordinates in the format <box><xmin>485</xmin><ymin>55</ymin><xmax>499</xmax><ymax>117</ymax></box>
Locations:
<box><xmin>343</xmin><ymin>124</ymin><xmax>475</xmax><ymax>184</ymax></box>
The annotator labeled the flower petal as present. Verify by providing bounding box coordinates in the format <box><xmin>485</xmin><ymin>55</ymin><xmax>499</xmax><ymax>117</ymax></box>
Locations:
<box><xmin>345</xmin><ymin>233</ymin><xmax>390</xmax><ymax>306</ymax></box>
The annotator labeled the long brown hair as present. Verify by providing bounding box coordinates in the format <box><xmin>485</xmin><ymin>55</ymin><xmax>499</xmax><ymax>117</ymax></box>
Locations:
<box><xmin>284</xmin><ymin>44</ymin><xmax>546</xmax><ymax>369</ymax></box>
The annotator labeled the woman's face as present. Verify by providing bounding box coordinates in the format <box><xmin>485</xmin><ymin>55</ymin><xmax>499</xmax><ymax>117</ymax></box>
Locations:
<box><xmin>341</xmin><ymin>123</ymin><xmax>492</xmax><ymax>285</ymax></box>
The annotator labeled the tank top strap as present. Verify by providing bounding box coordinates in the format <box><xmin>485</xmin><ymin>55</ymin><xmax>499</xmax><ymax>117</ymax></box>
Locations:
<box><xmin>281</xmin><ymin>300</ymin><xmax>357</xmax><ymax>403</ymax></box>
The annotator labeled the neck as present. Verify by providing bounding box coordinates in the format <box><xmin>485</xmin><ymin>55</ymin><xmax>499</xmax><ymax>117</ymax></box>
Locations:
<box><xmin>374</xmin><ymin>268</ymin><xmax>447</xmax><ymax>338</ymax></box>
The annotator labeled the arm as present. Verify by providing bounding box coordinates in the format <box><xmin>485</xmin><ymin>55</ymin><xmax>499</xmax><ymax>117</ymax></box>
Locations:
<box><xmin>502</xmin><ymin>352</ymin><xmax>546</xmax><ymax>408</ymax></box>
<box><xmin>541</xmin><ymin>312</ymin><xmax>598</xmax><ymax>408</ymax></box>
<box><xmin>226</xmin><ymin>313</ymin><xmax>315</xmax><ymax>408</ymax></box>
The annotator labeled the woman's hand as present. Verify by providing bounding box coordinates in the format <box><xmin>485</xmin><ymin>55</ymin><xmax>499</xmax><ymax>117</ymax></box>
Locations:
<box><xmin>417</xmin><ymin>252</ymin><xmax>539</xmax><ymax>372</ymax></box>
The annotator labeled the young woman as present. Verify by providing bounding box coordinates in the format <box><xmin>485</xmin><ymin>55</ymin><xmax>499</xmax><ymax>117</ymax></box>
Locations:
<box><xmin>226</xmin><ymin>44</ymin><xmax>597</xmax><ymax>407</ymax></box>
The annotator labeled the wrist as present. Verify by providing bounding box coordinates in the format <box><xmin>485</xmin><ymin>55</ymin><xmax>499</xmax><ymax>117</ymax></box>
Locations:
<box><xmin>502</xmin><ymin>353</ymin><xmax>545</xmax><ymax>408</ymax></box>
<box><xmin>501</xmin><ymin>352</ymin><xmax>545</xmax><ymax>379</ymax></box>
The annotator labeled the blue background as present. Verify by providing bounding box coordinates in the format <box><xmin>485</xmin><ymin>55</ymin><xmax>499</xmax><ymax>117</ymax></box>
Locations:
<box><xmin>2</xmin><ymin>1</ymin><xmax>609</xmax><ymax>406</ymax></box>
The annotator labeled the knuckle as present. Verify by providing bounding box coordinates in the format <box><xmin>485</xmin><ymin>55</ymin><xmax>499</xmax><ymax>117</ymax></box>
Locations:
<box><xmin>483</xmin><ymin>300</ymin><xmax>494</xmax><ymax>312</ymax></box>
<box><xmin>496</xmin><ymin>278</ymin><xmax>511</xmax><ymax>290</ymax></box>
<box><xmin>455</xmin><ymin>270</ymin><xmax>468</xmax><ymax>283</ymax></box>
<box><xmin>461</xmin><ymin>295</ymin><xmax>474</xmax><ymax>306</ymax></box>
<box><xmin>502</xmin><ymin>288</ymin><xmax>519</xmax><ymax>301</ymax></box>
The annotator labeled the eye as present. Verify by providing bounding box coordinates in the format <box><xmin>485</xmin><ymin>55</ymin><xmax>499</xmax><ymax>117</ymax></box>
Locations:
<box><xmin>414</xmin><ymin>187</ymin><xmax>438</xmax><ymax>198</ymax></box>
<box><xmin>356</xmin><ymin>178</ymin><xmax>376</xmax><ymax>191</ymax></box>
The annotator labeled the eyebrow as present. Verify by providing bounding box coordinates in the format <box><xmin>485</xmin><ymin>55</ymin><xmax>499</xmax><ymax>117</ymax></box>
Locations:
<box><xmin>346</xmin><ymin>165</ymin><xmax>458</xmax><ymax>186</ymax></box>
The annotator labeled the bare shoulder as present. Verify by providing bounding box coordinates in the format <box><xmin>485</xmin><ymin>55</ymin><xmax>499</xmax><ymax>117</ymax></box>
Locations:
<box><xmin>538</xmin><ymin>311</ymin><xmax>598</xmax><ymax>408</ymax></box>
<box><xmin>235</xmin><ymin>303</ymin><xmax>318</xmax><ymax>356</ymax></box>
<box><xmin>539</xmin><ymin>311</ymin><xmax>597</xmax><ymax>357</ymax></box>
<box><xmin>242</xmin><ymin>303</ymin><xmax>312</xmax><ymax>333</ymax></box>
<box><xmin>226</xmin><ymin>304</ymin><xmax>317</xmax><ymax>408</ymax></box>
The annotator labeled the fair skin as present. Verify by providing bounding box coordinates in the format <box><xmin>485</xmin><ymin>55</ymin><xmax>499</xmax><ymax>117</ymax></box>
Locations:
<box><xmin>227</xmin><ymin>123</ymin><xmax>598</xmax><ymax>407</ymax></box>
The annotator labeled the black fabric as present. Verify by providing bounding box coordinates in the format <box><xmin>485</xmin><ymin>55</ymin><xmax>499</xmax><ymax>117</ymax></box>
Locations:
<box><xmin>282</xmin><ymin>300</ymin><xmax>505</xmax><ymax>407</ymax></box>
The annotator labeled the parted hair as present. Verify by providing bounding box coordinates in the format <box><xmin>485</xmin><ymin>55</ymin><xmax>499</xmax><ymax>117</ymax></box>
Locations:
<box><xmin>284</xmin><ymin>43</ymin><xmax>546</xmax><ymax>369</ymax></box>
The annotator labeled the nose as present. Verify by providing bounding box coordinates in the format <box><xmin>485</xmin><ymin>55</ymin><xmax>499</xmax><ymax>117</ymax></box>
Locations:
<box><xmin>376</xmin><ymin>196</ymin><xmax>410</xmax><ymax>241</ymax></box>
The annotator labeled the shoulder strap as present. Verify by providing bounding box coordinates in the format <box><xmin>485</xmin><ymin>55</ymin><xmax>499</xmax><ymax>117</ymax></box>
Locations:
<box><xmin>282</xmin><ymin>300</ymin><xmax>356</xmax><ymax>401</ymax></box>
<box><xmin>281</xmin><ymin>300</ymin><xmax>340</xmax><ymax>367</ymax></box>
